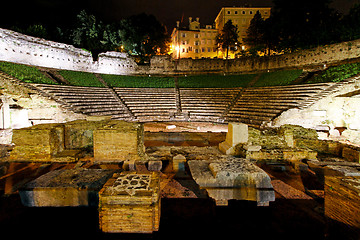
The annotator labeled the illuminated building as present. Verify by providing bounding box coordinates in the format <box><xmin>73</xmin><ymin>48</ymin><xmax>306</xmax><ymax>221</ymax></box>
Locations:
<box><xmin>171</xmin><ymin>17</ymin><xmax>218</xmax><ymax>59</ymax></box>
<box><xmin>171</xmin><ymin>6</ymin><xmax>271</xmax><ymax>59</ymax></box>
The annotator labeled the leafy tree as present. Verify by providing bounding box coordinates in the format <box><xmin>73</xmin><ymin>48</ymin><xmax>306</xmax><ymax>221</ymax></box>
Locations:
<box><xmin>118</xmin><ymin>13</ymin><xmax>170</xmax><ymax>63</ymax></box>
<box><xmin>243</xmin><ymin>11</ymin><xmax>266</xmax><ymax>55</ymax></box>
<box><xmin>216</xmin><ymin>20</ymin><xmax>239</xmax><ymax>59</ymax></box>
<box><xmin>26</xmin><ymin>24</ymin><xmax>48</xmax><ymax>39</ymax></box>
<box><xmin>71</xmin><ymin>10</ymin><xmax>121</xmax><ymax>59</ymax></box>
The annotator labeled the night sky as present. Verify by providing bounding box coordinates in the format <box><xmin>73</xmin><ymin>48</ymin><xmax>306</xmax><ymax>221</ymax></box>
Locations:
<box><xmin>1</xmin><ymin>0</ymin><xmax>359</xmax><ymax>32</ymax></box>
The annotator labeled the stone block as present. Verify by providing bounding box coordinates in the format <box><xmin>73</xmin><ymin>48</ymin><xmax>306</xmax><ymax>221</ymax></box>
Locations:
<box><xmin>64</xmin><ymin>120</ymin><xmax>105</xmax><ymax>149</ymax></box>
<box><xmin>188</xmin><ymin>158</ymin><xmax>275</xmax><ymax>206</ymax></box>
<box><xmin>219</xmin><ymin>123</ymin><xmax>248</xmax><ymax>155</ymax></box>
<box><xmin>98</xmin><ymin>172</ymin><xmax>161</xmax><ymax>233</ymax></box>
<box><xmin>148</xmin><ymin>160</ymin><xmax>162</xmax><ymax>171</ymax></box>
<box><xmin>172</xmin><ymin>154</ymin><xmax>186</xmax><ymax>172</ymax></box>
<box><xmin>19</xmin><ymin>169</ymin><xmax>114</xmax><ymax>207</ymax></box>
<box><xmin>10</xmin><ymin>123</ymin><xmax>65</xmax><ymax>162</ymax></box>
<box><xmin>226</xmin><ymin>122</ymin><xmax>248</xmax><ymax>146</ymax></box>
<box><xmin>93</xmin><ymin>121</ymin><xmax>145</xmax><ymax>163</ymax></box>
<box><xmin>243</xmin><ymin>144</ymin><xmax>261</xmax><ymax>152</ymax></box>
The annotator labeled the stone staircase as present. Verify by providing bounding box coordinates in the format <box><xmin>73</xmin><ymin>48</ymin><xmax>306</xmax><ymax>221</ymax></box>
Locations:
<box><xmin>34</xmin><ymin>84</ymin><xmax>133</xmax><ymax>120</ymax></box>
<box><xmin>114</xmin><ymin>88</ymin><xmax>177</xmax><ymax>122</ymax></box>
<box><xmin>179</xmin><ymin>88</ymin><xmax>240</xmax><ymax>122</ymax></box>
<box><xmin>224</xmin><ymin>83</ymin><xmax>334</xmax><ymax>127</ymax></box>
<box><xmin>2</xmin><ymin>69</ymin><xmax>350</xmax><ymax>128</ymax></box>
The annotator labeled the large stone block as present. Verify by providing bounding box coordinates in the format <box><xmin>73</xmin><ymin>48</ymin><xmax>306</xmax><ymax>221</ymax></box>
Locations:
<box><xmin>219</xmin><ymin>123</ymin><xmax>248</xmax><ymax>155</ymax></box>
<box><xmin>188</xmin><ymin>158</ymin><xmax>275</xmax><ymax>206</ymax></box>
<box><xmin>10</xmin><ymin>123</ymin><xmax>65</xmax><ymax>162</ymax></box>
<box><xmin>93</xmin><ymin>121</ymin><xmax>145</xmax><ymax>163</ymax></box>
<box><xmin>99</xmin><ymin>172</ymin><xmax>161</xmax><ymax>233</ymax></box>
<box><xmin>19</xmin><ymin>169</ymin><xmax>114</xmax><ymax>207</ymax></box>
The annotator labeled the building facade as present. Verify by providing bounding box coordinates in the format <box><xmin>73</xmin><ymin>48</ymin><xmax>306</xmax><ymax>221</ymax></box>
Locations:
<box><xmin>171</xmin><ymin>17</ymin><xmax>218</xmax><ymax>59</ymax></box>
<box><xmin>215</xmin><ymin>7</ymin><xmax>271</xmax><ymax>42</ymax></box>
<box><xmin>171</xmin><ymin>6</ymin><xmax>271</xmax><ymax>59</ymax></box>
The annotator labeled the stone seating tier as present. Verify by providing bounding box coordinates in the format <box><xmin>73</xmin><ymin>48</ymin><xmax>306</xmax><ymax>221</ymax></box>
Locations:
<box><xmin>27</xmin><ymin>81</ymin><xmax>336</xmax><ymax>128</ymax></box>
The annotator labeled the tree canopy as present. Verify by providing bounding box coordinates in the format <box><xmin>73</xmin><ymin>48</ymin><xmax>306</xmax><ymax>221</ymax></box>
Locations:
<box><xmin>216</xmin><ymin>20</ymin><xmax>239</xmax><ymax>59</ymax></box>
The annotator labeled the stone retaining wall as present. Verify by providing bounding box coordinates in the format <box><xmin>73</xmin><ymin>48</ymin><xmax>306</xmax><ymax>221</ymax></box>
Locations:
<box><xmin>1</xmin><ymin>28</ymin><xmax>360</xmax><ymax>75</ymax></box>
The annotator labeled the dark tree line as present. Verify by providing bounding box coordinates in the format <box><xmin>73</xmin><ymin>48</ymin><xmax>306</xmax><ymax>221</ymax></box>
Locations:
<box><xmin>244</xmin><ymin>0</ymin><xmax>360</xmax><ymax>55</ymax></box>
<box><xmin>7</xmin><ymin>10</ymin><xmax>170</xmax><ymax>63</ymax></box>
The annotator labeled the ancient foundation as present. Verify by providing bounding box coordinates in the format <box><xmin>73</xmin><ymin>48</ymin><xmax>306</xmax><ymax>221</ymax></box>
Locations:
<box><xmin>99</xmin><ymin>172</ymin><xmax>161</xmax><ymax>233</ymax></box>
<box><xmin>9</xmin><ymin>119</ymin><xmax>145</xmax><ymax>163</ymax></box>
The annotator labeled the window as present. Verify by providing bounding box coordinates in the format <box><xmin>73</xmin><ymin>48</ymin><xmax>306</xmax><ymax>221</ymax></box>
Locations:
<box><xmin>235</xmin><ymin>11</ymin><xmax>238</xmax><ymax>14</ymax></box>
<box><xmin>250</xmin><ymin>11</ymin><xmax>253</xmax><ymax>14</ymax></box>
<box><xmin>194</xmin><ymin>41</ymin><xmax>199</xmax><ymax>46</ymax></box>
<box><xmin>188</xmin><ymin>46</ymin><xmax>193</xmax><ymax>51</ymax></box>
<box><xmin>242</xmin><ymin>11</ymin><xmax>246</xmax><ymax>14</ymax></box>
<box><xmin>182</xmin><ymin>48</ymin><xmax>185</xmax><ymax>53</ymax></box>
<box><xmin>207</xmin><ymin>47</ymin><xmax>211</xmax><ymax>52</ymax></box>
<box><xmin>227</xmin><ymin>11</ymin><xmax>231</xmax><ymax>14</ymax></box>
<box><xmin>181</xmin><ymin>33</ymin><xmax>186</xmax><ymax>37</ymax></box>
<box><xmin>195</xmin><ymin>49</ymin><xmax>199</xmax><ymax>53</ymax></box>
<box><xmin>202</xmin><ymin>48</ymin><xmax>205</xmax><ymax>52</ymax></box>
<box><xmin>194</xmin><ymin>33</ymin><xmax>199</xmax><ymax>38</ymax></box>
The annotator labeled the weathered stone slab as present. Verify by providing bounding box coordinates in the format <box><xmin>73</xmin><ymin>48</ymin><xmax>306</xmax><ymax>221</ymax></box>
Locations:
<box><xmin>19</xmin><ymin>169</ymin><xmax>114</xmax><ymax>207</ymax></box>
<box><xmin>99</xmin><ymin>172</ymin><xmax>161</xmax><ymax>233</ymax></box>
<box><xmin>188</xmin><ymin>158</ymin><xmax>275</xmax><ymax>206</ymax></box>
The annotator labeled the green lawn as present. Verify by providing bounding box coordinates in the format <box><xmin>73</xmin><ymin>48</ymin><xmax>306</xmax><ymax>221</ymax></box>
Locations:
<box><xmin>307</xmin><ymin>62</ymin><xmax>360</xmax><ymax>84</ymax></box>
<box><xmin>252</xmin><ymin>70</ymin><xmax>303</xmax><ymax>87</ymax></box>
<box><xmin>101</xmin><ymin>74</ymin><xmax>175</xmax><ymax>88</ymax></box>
<box><xmin>58</xmin><ymin>70</ymin><xmax>103</xmax><ymax>87</ymax></box>
<box><xmin>0</xmin><ymin>61</ymin><xmax>56</xmax><ymax>84</ymax></box>
<box><xmin>177</xmin><ymin>74</ymin><xmax>256</xmax><ymax>88</ymax></box>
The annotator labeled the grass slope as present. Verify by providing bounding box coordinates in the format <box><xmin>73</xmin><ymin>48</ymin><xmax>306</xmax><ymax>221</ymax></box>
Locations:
<box><xmin>0</xmin><ymin>61</ymin><xmax>56</xmax><ymax>84</ymax></box>
<box><xmin>101</xmin><ymin>74</ymin><xmax>175</xmax><ymax>88</ymax></box>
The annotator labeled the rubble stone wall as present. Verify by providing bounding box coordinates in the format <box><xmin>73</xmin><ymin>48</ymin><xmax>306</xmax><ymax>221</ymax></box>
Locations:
<box><xmin>2</xmin><ymin>28</ymin><xmax>360</xmax><ymax>75</ymax></box>
<box><xmin>272</xmin><ymin>76</ymin><xmax>360</xmax><ymax>145</ymax></box>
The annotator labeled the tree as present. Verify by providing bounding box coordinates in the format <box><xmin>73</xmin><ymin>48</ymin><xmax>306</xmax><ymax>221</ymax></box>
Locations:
<box><xmin>71</xmin><ymin>10</ymin><xmax>121</xmax><ymax>59</ymax></box>
<box><xmin>243</xmin><ymin>11</ymin><xmax>266</xmax><ymax>55</ymax></box>
<box><xmin>269</xmin><ymin>0</ymin><xmax>340</xmax><ymax>51</ymax></box>
<box><xmin>340</xmin><ymin>4</ymin><xmax>360</xmax><ymax>41</ymax></box>
<box><xmin>216</xmin><ymin>20</ymin><xmax>239</xmax><ymax>59</ymax></box>
<box><xmin>118</xmin><ymin>13</ymin><xmax>170</xmax><ymax>63</ymax></box>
